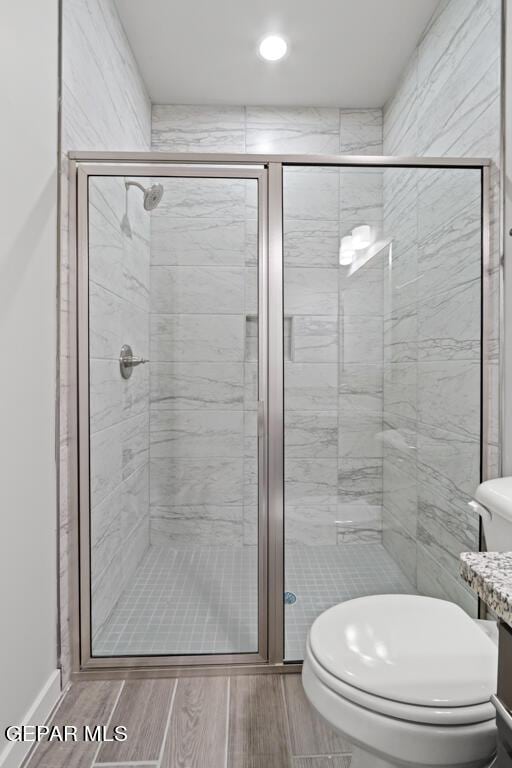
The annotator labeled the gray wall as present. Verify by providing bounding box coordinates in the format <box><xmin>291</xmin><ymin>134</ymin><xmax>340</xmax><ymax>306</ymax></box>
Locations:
<box><xmin>60</xmin><ymin>0</ymin><xmax>151</xmax><ymax>679</ymax></box>
<box><xmin>381</xmin><ymin>0</ymin><xmax>502</xmax><ymax>613</ymax></box>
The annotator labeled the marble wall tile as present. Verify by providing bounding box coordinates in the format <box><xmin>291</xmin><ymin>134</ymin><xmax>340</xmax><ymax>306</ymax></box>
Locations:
<box><xmin>150</xmin><ymin>314</ymin><xmax>245</xmax><ymax>362</ymax></box>
<box><xmin>121</xmin><ymin>412</ymin><xmax>149</xmax><ymax>479</ymax></box>
<box><xmin>154</xmin><ymin>177</ymin><xmax>247</xmax><ymax>220</ymax></box>
<box><xmin>150</xmin><ymin>458</ymin><xmax>243</xmax><ymax>507</ymax></box>
<box><xmin>417</xmin><ymin>360</ymin><xmax>480</xmax><ymax>440</ymax></box>
<box><xmin>339</xmin><ymin>109</ymin><xmax>383</xmax><ymax>155</ymax></box>
<box><xmin>416</xmin><ymin>424</ymin><xmax>480</xmax><ymax>512</ymax></box>
<box><xmin>339</xmin><ymin>170</ymin><xmax>383</xmax><ymax>224</ymax></box>
<box><xmin>246</xmin><ymin>106</ymin><xmax>340</xmax><ymax>154</ymax></box>
<box><xmin>150</xmin><ymin>362</ymin><xmax>244</xmax><ymax>410</ymax></box>
<box><xmin>285</xmin><ymin>459</ymin><xmax>338</xmax><ymax>506</ymax></box>
<box><xmin>383</xmin><ymin>363</ymin><xmax>417</xmax><ymax>423</ymax></box>
<box><xmin>90</xmin><ymin>423</ymin><xmax>123</xmax><ymax>508</ymax></box>
<box><xmin>339</xmin><ymin>364</ymin><xmax>383</xmax><ymax>397</ymax></box>
<box><xmin>382</xmin><ymin>507</ymin><xmax>417</xmax><ymax>587</ymax></box>
<box><xmin>417</xmin><ymin>280</ymin><xmax>481</xmax><ymax>361</ymax></box>
<box><xmin>150</xmin><ymin>216</ymin><xmax>246</xmax><ymax>267</ymax></box>
<box><xmin>152</xmin><ymin>104</ymin><xmax>245</xmax><ymax>152</ymax></box>
<box><xmin>292</xmin><ymin>316</ymin><xmax>338</xmax><ymax>363</ymax></box>
<box><xmin>336</xmin><ymin>504</ymin><xmax>382</xmax><ymax>545</ymax></box>
<box><xmin>91</xmin><ymin>490</ymin><xmax>121</xmax><ymax>581</ymax></box>
<box><xmin>341</xmin><ymin>316</ymin><xmax>383</xmax><ymax>365</ymax></box>
<box><xmin>416</xmin><ymin>0</ymin><xmax>500</xmax><ymax>157</ymax></box>
<box><xmin>283</xmin><ymin>219</ymin><xmax>339</xmax><ymax>268</ymax></box>
<box><xmin>90</xmin><ymin>359</ymin><xmax>123</xmax><ymax>432</ymax></box>
<box><xmin>285</xmin><ymin>505</ymin><xmax>338</xmax><ymax>546</ymax></box>
<box><xmin>416</xmin><ymin>544</ymin><xmax>477</xmax><ymax>617</ymax></box>
<box><xmin>121</xmin><ymin>463</ymin><xmax>150</xmax><ymax>541</ymax></box>
<box><xmin>285</xmin><ymin>411</ymin><xmax>338</xmax><ymax>458</ymax></box>
<box><xmin>417</xmin><ymin>481</ymin><xmax>479</xmax><ymax>583</ymax></box>
<box><xmin>383</xmin><ymin>454</ymin><xmax>418</xmax><ymax>538</ymax></box>
<box><xmin>150</xmin><ymin>506</ymin><xmax>244</xmax><ymax>547</ymax></box>
<box><xmin>284</xmin><ymin>268</ymin><xmax>338</xmax><ymax>316</ymax></box>
<box><xmin>283</xmin><ymin>169</ymin><xmax>339</xmax><ymax>221</ymax></box>
<box><xmin>340</xmin><ymin>263</ymin><xmax>384</xmax><ymax>317</ymax></box>
<box><xmin>284</xmin><ymin>363</ymin><xmax>338</xmax><ymax>411</ymax></box>
<box><xmin>150</xmin><ymin>266</ymin><xmax>244</xmax><ymax>314</ymax></box>
<box><xmin>338</xmin><ymin>458</ymin><xmax>383</xmax><ymax>506</ymax></box>
<box><xmin>150</xmin><ymin>410</ymin><xmax>244</xmax><ymax>458</ymax></box>
<box><xmin>383</xmin><ymin>306</ymin><xmax>417</xmax><ymax>364</ymax></box>
<box><xmin>382</xmin><ymin>51</ymin><xmax>419</xmax><ymax>155</ymax></box>
<box><xmin>338</xmin><ymin>396</ymin><xmax>383</xmax><ymax>458</ymax></box>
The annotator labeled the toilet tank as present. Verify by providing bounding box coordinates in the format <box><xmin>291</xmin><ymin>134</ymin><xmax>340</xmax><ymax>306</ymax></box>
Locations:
<box><xmin>473</xmin><ymin>477</ymin><xmax>512</xmax><ymax>551</ymax></box>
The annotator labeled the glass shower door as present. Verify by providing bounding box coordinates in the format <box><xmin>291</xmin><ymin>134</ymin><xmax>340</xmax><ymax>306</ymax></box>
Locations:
<box><xmin>282</xmin><ymin>164</ymin><xmax>483</xmax><ymax>661</ymax></box>
<box><xmin>82</xmin><ymin>166</ymin><xmax>267</xmax><ymax>662</ymax></box>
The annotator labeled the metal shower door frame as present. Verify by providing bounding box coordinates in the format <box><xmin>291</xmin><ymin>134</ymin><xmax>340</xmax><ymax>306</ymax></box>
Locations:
<box><xmin>73</xmin><ymin>161</ymin><xmax>269</xmax><ymax>671</ymax></box>
<box><xmin>69</xmin><ymin>151</ymin><xmax>492</xmax><ymax>678</ymax></box>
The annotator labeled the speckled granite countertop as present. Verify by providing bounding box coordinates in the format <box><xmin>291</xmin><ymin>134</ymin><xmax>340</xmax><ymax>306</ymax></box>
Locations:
<box><xmin>460</xmin><ymin>552</ymin><xmax>512</xmax><ymax>626</ymax></box>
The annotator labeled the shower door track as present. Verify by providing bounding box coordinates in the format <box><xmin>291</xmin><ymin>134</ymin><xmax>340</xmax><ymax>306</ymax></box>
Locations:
<box><xmin>68</xmin><ymin>152</ymin><xmax>493</xmax><ymax>680</ymax></box>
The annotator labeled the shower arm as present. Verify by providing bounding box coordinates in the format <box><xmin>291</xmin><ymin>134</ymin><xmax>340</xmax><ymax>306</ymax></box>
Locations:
<box><xmin>125</xmin><ymin>180</ymin><xmax>146</xmax><ymax>193</ymax></box>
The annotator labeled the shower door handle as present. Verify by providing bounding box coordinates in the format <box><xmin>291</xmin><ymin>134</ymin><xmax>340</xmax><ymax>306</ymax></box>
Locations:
<box><xmin>257</xmin><ymin>400</ymin><xmax>266</xmax><ymax>438</ymax></box>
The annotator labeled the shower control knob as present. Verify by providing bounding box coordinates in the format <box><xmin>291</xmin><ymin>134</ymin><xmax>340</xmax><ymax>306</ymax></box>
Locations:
<box><xmin>119</xmin><ymin>344</ymin><xmax>149</xmax><ymax>379</ymax></box>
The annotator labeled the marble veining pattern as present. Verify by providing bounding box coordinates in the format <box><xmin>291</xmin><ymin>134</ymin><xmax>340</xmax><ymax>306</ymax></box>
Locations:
<box><xmin>460</xmin><ymin>552</ymin><xmax>512</xmax><ymax>626</ymax></box>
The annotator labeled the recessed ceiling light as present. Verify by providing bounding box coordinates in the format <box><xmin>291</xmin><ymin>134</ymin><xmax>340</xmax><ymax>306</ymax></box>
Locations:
<box><xmin>258</xmin><ymin>35</ymin><xmax>288</xmax><ymax>62</ymax></box>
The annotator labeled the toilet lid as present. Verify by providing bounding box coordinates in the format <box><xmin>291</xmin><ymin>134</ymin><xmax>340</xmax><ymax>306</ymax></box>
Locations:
<box><xmin>309</xmin><ymin>595</ymin><xmax>497</xmax><ymax>707</ymax></box>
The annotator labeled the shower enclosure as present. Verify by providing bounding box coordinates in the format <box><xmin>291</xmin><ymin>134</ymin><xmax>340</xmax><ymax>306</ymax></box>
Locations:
<box><xmin>69</xmin><ymin>152</ymin><xmax>491</xmax><ymax>673</ymax></box>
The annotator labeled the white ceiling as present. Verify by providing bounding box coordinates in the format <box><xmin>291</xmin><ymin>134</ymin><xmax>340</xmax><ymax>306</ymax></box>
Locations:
<box><xmin>114</xmin><ymin>0</ymin><xmax>439</xmax><ymax>108</ymax></box>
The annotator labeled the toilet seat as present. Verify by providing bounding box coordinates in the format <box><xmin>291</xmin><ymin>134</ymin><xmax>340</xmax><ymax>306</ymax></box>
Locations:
<box><xmin>308</xmin><ymin>594</ymin><xmax>497</xmax><ymax>715</ymax></box>
<box><xmin>306</xmin><ymin>636</ymin><xmax>495</xmax><ymax>726</ymax></box>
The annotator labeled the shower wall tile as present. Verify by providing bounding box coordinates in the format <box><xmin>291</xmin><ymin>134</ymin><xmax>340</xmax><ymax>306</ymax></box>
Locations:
<box><xmin>286</xmin><ymin>505</ymin><xmax>338</xmax><ymax>546</ymax></box>
<box><xmin>245</xmin><ymin>106</ymin><xmax>340</xmax><ymax>154</ymax></box>
<box><xmin>154</xmin><ymin>178</ymin><xmax>247</xmax><ymax>220</ymax></box>
<box><xmin>152</xmin><ymin>104</ymin><xmax>245</xmax><ymax>152</ymax></box>
<box><xmin>285</xmin><ymin>459</ymin><xmax>338</xmax><ymax>506</ymax></box>
<box><xmin>121</xmin><ymin>463</ymin><xmax>150</xmax><ymax>541</ymax></box>
<box><xmin>382</xmin><ymin>507</ymin><xmax>417</xmax><ymax>587</ymax></box>
<box><xmin>285</xmin><ymin>411</ymin><xmax>338</xmax><ymax>458</ymax></box>
<box><xmin>150</xmin><ymin>362</ymin><xmax>244</xmax><ymax>410</ymax></box>
<box><xmin>60</xmin><ymin>0</ymin><xmax>153</xmax><ymax>678</ymax></box>
<box><xmin>284</xmin><ymin>268</ymin><xmax>339</xmax><ymax>316</ymax></box>
<box><xmin>150</xmin><ymin>314</ymin><xmax>245</xmax><ymax>362</ymax></box>
<box><xmin>416</xmin><ymin>281</ymin><xmax>481</xmax><ymax>361</ymax></box>
<box><xmin>383</xmin><ymin>453</ymin><xmax>418</xmax><ymax>538</ymax></box>
<box><xmin>341</xmin><ymin>316</ymin><xmax>383</xmax><ymax>365</ymax></box>
<box><xmin>292</xmin><ymin>316</ymin><xmax>338</xmax><ymax>363</ymax></box>
<box><xmin>416</xmin><ymin>545</ymin><xmax>477</xmax><ymax>618</ymax></box>
<box><xmin>151</xmin><ymin>217</ymin><xmax>246</xmax><ymax>267</ymax></box>
<box><xmin>150</xmin><ymin>265</ymin><xmax>244</xmax><ymax>314</ymax></box>
<box><xmin>150</xmin><ymin>410</ymin><xmax>244</xmax><ymax>458</ymax></box>
<box><xmin>339</xmin><ymin>109</ymin><xmax>383</xmax><ymax>155</ymax></box>
<box><xmin>283</xmin><ymin>219</ymin><xmax>339</xmax><ymax>268</ymax></box>
<box><xmin>339</xmin><ymin>170</ymin><xmax>383</xmax><ymax>224</ymax></box>
<box><xmin>284</xmin><ymin>363</ymin><xmax>338</xmax><ymax>411</ymax></box>
<box><xmin>340</xmin><ymin>265</ymin><xmax>385</xmax><ymax>317</ymax></box>
<box><xmin>150</xmin><ymin>506</ymin><xmax>244</xmax><ymax>547</ymax></box>
<box><xmin>338</xmin><ymin>458</ymin><xmax>383</xmax><ymax>507</ymax></box>
<box><xmin>416</xmin><ymin>425</ymin><xmax>480</xmax><ymax>514</ymax></box>
<box><xmin>283</xmin><ymin>169</ymin><xmax>339</xmax><ymax>222</ymax></box>
<box><xmin>417</xmin><ymin>361</ymin><xmax>480</xmax><ymax>440</ymax></box>
<box><xmin>121</xmin><ymin>412</ymin><xmax>150</xmax><ymax>479</ymax></box>
<box><xmin>383</xmin><ymin>306</ymin><xmax>417</xmax><ymax>364</ymax></box>
<box><xmin>338</xmin><ymin>396</ymin><xmax>383</xmax><ymax>459</ymax></box>
<box><xmin>339</xmin><ymin>364</ymin><xmax>383</xmax><ymax>397</ymax></box>
<box><xmin>150</xmin><ymin>458</ymin><xmax>243</xmax><ymax>507</ymax></box>
<box><xmin>383</xmin><ymin>363</ymin><xmax>417</xmax><ymax>423</ymax></box>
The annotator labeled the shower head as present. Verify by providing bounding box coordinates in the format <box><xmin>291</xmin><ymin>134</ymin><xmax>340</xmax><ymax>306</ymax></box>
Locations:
<box><xmin>125</xmin><ymin>180</ymin><xmax>164</xmax><ymax>211</ymax></box>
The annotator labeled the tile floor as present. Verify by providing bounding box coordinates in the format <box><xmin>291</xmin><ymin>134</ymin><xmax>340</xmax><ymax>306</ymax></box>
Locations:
<box><xmin>26</xmin><ymin>674</ymin><xmax>352</xmax><ymax>768</ymax></box>
<box><xmin>95</xmin><ymin>542</ymin><xmax>415</xmax><ymax>660</ymax></box>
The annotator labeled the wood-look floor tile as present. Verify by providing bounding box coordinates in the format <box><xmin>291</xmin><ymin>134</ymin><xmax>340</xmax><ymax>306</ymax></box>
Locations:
<box><xmin>228</xmin><ymin>675</ymin><xmax>291</xmax><ymax>767</ymax></box>
<box><xmin>293</xmin><ymin>758</ymin><xmax>351</xmax><ymax>768</ymax></box>
<box><xmin>26</xmin><ymin>681</ymin><xmax>122</xmax><ymax>768</ymax></box>
<box><xmin>162</xmin><ymin>676</ymin><xmax>228</xmax><ymax>768</ymax></box>
<box><xmin>97</xmin><ymin>679</ymin><xmax>176</xmax><ymax>763</ymax></box>
<box><xmin>283</xmin><ymin>676</ymin><xmax>350</xmax><ymax>757</ymax></box>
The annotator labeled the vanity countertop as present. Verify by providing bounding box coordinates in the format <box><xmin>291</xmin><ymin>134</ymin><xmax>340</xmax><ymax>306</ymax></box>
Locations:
<box><xmin>460</xmin><ymin>552</ymin><xmax>512</xmax><ymax>626</ymax></box>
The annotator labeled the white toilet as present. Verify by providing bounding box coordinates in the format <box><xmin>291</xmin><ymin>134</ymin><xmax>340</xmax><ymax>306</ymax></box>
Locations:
<box><xmin>302</xmin><ymin>477</ymin><xmax>512</xmax><ymax>768</ymax></box>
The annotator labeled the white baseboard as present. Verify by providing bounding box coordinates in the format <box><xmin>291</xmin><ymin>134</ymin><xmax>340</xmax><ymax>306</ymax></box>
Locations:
<box><xmin>0</xmin><ymin>669</ymin><xmax>61</xmax><ymax>768</ymax></box>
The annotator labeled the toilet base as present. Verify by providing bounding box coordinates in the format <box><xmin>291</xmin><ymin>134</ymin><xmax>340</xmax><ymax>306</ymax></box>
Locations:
<box><xmin>349</xmin><ymin>744</ymin><xmax>496</xmax><ymax>768</ymax></box>
<box><xmin>350</xmin><ymin>745</ymin><xmax>397</xmax><ymax>768</ymax></box>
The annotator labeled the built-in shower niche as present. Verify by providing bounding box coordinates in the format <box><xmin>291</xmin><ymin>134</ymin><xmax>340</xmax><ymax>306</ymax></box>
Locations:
<box><xmin>245</xmin><ymin>315</ymin><xmax>293</xmax><ymax>362</ymax></box>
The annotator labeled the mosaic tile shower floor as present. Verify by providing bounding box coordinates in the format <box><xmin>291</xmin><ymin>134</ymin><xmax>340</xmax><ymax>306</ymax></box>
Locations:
<box><xmin>94</xmin><ymin>542</ymin><xmax>416</xmax><ymax>660</ymax></box>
